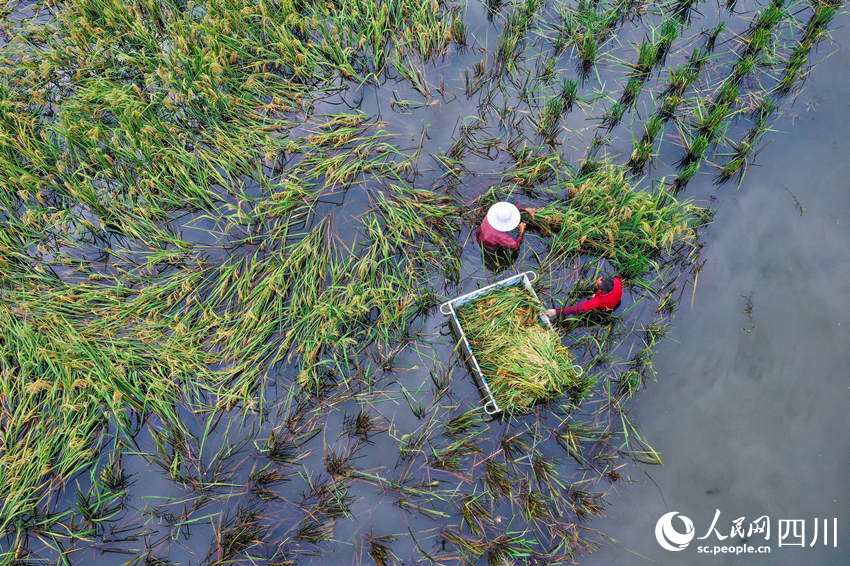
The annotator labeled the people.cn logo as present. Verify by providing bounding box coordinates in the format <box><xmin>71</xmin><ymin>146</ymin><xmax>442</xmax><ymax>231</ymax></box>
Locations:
<box><xmin>655</xmin><ymin>512</ymin><xmax>696</xmax><ymax>551</ymax></box>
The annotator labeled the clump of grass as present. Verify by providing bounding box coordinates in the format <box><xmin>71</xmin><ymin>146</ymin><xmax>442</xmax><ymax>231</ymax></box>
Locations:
<box><xmin>295</xmin><ymin>518</ymin><xmax>335</xmax><ymax>544</ymax></box>
<box><xmin>616</xmin><ymin>42</ymin><xmax>656</xmax><ymax>108</ymax></box>
<box><xmin>344</xmin><ymin>409</ymin><xmax>381</xmax><ymax>442</ymax></box>
<box><xmin>455</xmin><ymin>286</ymin><xmax>585</xmax><ymax>413</ymax></box>
<box><xmin>659</xmin><ymin>94</ymin><xmax>684</xmax><ymax>121</ymax></box>
<box><xmin>458</xmin><ymin>494</ymin><xmax>493</xmax><ymax>536</ymax></box>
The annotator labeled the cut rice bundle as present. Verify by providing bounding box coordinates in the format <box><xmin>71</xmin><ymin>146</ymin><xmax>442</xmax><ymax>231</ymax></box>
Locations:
<box><xmin>455</xmin><ymin>286</ymin><xmax>584</xmax><ymax>413</ymax></box>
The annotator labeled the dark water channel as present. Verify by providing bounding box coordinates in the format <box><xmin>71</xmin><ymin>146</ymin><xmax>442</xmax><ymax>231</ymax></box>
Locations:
<box><xmin>581</xmin><ymin>12</ymin><xmax>850</xmax><ymax>565</ymax></box>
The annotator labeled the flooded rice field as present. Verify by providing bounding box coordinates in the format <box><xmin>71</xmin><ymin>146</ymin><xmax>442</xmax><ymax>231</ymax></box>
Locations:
<box><xmin>0</xmin><ymin>0</ymin><xmax>846</xmax><ymax>564</ymax></box>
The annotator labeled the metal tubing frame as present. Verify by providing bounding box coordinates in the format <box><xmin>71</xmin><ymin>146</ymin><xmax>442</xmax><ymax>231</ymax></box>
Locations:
<box><xmin>439</xmin><ymin>271</ymin><xmax>583</xmax><ymax>416</ymax></box>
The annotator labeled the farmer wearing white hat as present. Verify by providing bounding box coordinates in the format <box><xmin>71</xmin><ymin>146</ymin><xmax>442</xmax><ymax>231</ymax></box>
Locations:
<box><xmin>474</xmin><ymin>202</ymin><xmax>536</xmax><ymax>251</ymax></box>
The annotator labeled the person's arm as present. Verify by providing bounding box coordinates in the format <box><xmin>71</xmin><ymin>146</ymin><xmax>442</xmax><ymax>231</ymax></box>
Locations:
<box><xmin>556</xmin><ymin>300</ymin><xmax>590</xmax><ymax>317</ymax></box>
<box><xmin>495</xmin><ymin>222</ymin><xmax>526</xmax><ymax>249</ymax></box>
<box><xmin>517</xmin><ymin>206</ymin><xmax>537</xmax><ymax>219</ymax></box>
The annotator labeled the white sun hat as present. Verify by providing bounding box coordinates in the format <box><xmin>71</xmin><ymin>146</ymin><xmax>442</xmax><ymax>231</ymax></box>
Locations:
<box><xmin>486</xmin><ymin>202</ymin><xmax>521</xmax><ymax>232</ymax></box>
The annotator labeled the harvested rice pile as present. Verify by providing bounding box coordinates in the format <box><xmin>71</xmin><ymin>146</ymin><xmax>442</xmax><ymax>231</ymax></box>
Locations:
<box><xmin>455</xmin><ymin>285</ymin><xmax>585</xmax><ymax>413</ymax></box>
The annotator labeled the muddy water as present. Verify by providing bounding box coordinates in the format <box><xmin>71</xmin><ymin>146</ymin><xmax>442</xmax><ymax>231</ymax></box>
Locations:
<box><xmin>581</xmin><ymin>13</ymin><xmax>850</xmax><ymax>566</ymax></box>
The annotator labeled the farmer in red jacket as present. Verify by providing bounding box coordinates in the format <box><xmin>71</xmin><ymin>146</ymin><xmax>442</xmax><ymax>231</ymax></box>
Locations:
<box><xmin>544</xmin><ymin>275</ymin><xmax>623</xmax><ymax>318</ymax></box>
<box><xmin>474</xmin><ymin>202</ymin><xmax>536</xmax><ymax>251</ymax></box>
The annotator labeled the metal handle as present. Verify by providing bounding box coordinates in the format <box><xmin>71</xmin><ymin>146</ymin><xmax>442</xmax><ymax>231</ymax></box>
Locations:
<box><xmin>439</xmin><ymin>302</ymin><xmax>453</xmax><ymax>316</ymax></box>
<box><xmin>573</xmin><ymin>364</ymin><xmax>583</xmax><ymax>377</ymax></box>
<box><xmin>483</xmin><ymin>399</ymin><xmax>500</xmax><ymax>416</ymax></box>
<box><xmin>524</xmin><ymin>270</ymin><xmax>538</xmax><ymax>283</ymax></box>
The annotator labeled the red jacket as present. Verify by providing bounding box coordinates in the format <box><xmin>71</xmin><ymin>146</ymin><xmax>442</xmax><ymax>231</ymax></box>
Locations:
<box><xmin>474</xmin><ymin>216</ymin><xmax>524</xmax><ymax>251</ymax></box>
<box><xmin>556</xmin><ymin>277</ymin><xmax>622</xmax><ymax>316</ymax></box>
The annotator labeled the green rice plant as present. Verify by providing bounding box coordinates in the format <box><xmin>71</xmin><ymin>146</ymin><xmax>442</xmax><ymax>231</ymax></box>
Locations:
<box><xmin>554</xmin><ymin>79</ymin><xmax>579</xmax><ymax>118</ymax></box>
<box><xmin>714</xmin><ymin>143</ymin><xmax>751</xmax><ymax>185</ymax></box>
<box><xmin>518</xmin><ymin>486</ymin><xmax>552</xmax><ymax>525</ymax></box>
<box><xmin>705</xmin><ymin>22</ymin><xmax>726</xmax><ymax>53</ymax></box>
<box><xmin>752</xmin><ymin>3</ymin><xmax>784</xmax><ymax>31</ymax></box>
<box><xmin>569</xmin><ymin>488</ymin><xmax>606</xmax><ymax>520</ymax></box>
<box><xmin>485</xmin><ymin>531</ymin><xmax>540</xmax><ymax>563</ymax></box>
<box><xmin>296</xmin><ymin>518</ymin><xmax>335</xmax><ymax>544</ymax></box>
<box><xmin>496</xmin><ymin>0</ymin><xmax>541</xmax><ymax>72</ymax></box>
<box><xmin>440</xmin><ymin>529</ymin><xmax>488</xmax><ymax>561</ymax></box>
<box><xmin>806</xmin><ymin>3</ymin><xmax>837</xmax><ymax>39</ymax></box>
<box><xmin>615</xmin><ymin>41</ymin><xmax>657</xmax><ymax>108</ymax></box>
<box><xmin>578</xmin><ymin>32</ymin><xmax>599</xmax><ymax>78</ymax></box>
<box><xmin>698</xmin><ymin>83</ymin><xmax>738</xmax><ymax>137</ymax></box>
<box><xmin>662</xmin><ymin>64</ymin><xmax>695</xmax><ymax>97</ymax></box>
<box><xmin>671</xmin><ymin>0</ymin><xmax>699</xmax><ymax>23</ymax></box>
<box><xmin>655</xmin><ymin>18</ymin><xmax>681</xmax><ymax>64</ymax></box>
<box><xmin>602</xmin><ymin>102</ymin><xmax>627</xmax><ymax>130</ymax></box>
<box><xmin>752</xmin><ymin>97</ymin><xmax>778</xmax><ymax>124</ymax></box>
<box><xmin>538</xmin><ymin>96</ymin><xmax>566</xmax><ymax>142</ymax></box>
<box><xmin>746</xmin><ymin>27</ymin><xmax>772</xmax><ymax>56</ymax></box>
<box><xmin>715</xmin><ymin>99</ymin><xmax>776</xmax><ymax>185</ymax></box>
<box><xmin>250</xmin><ymin>464</ymin><xmax>288</xmax><ymax>500</ymax></box>
<box><xmin>454</xmin><ymin>286</ymin><xmax>586</xmax><ymax>414</ymax></box>
<box><xmin>680</xmin><ymin>134</ymin><xmax>710</xmax><ymax>167</ymax></box>
<box><xmin>672</xmin><ymin>161</ymin><xmax>700</xmax><ymax>192</ymax></box>
<box><xmin>635</xmin><ymin>41</ymin><xmax>658</xmax><ymax>74</ymax></box>
<box><xmin>778</xmin><ymin>4</ymin><xmax>835</xmax><ymax>93</ymax></box>
<box><xmin>731</xmin><ymin>54</ymin><xmax>758</xmax><ymax>83</ymax></box>
<box><xmin>487</xmin><ymin>0</ymin><xmax>506</xmax><ymax>19</ymax></box>
<box><xmin>452</xmin><ymin>14</ymin><xmax>467</xmax><ymax>46</ymax></box>
<box><xmin>457</xmin><ymin>494</ymin><xmax>493</xmax><ymax>536</ymax></box>
<box><xmin>315</xmin><ymin>484</ymin><xmax>353</xmax><ymax>518</ymax></box>
<box><xmin>345</xmin><ymin>409</ymin><xmax>382</xmax><ymax>442</ymax></box>
<box><xmin>502</xmin><ymin>145</ymin><xmax>562</xmax><ymax>187</ymax></box>
<box><xmin>619</xmin><ymin>76</ymin><xmax>644</xmax><ymax>107</ymax></box>
<box><xmin>627</xmin><ymin>114</ymin><xmax>664</xmax><ymax>173</ymax></box>
<box><xmin>445</xmin><ymin>408</ymin><xmax>483</xmax><ymax>436</ymax></box>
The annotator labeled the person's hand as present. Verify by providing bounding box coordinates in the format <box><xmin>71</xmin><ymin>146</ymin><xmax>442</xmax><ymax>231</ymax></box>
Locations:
<box><xmin>519</xmin><ymin>222</ymin><xmax>527</xmax><ymax>233</ymax></box>
<box><xmin>544</xmin><ymin>308</ymin><xmax>557</xmax><ymax>318</ymax></box>
<box><xmin>526</xmin><ymin>207</ymin><xmax>537</xmax><ymax>219</ymax></box>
